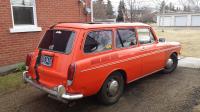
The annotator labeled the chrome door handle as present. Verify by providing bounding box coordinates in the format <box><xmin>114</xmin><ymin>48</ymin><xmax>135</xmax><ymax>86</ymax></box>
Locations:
<box><xmin>141</xmin><ymin>47</ymin><xmax>145</xmax><ymax>51</ymax></box>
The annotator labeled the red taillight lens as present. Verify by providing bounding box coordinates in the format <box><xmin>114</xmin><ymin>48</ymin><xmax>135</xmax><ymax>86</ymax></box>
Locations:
<box><xmin>26</xmin><ymin>53</ymin><xmax>32</xmax><ymax>66</ymax></box>
<box><xmin>67</xmin><ymin>63</ymin><xmax>76</xmax><ymax>85</ymax></box>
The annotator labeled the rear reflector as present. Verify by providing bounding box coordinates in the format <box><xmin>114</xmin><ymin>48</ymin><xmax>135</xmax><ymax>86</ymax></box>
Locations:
<box><xmin>26</xmin><ymin>53</ymin><xmax>33</xmax><ymax>66</ymax></box>
<box><xmin>67</xmin><ymin>63</ymin><xmax>76</xmax><ymax>85</ymax></box>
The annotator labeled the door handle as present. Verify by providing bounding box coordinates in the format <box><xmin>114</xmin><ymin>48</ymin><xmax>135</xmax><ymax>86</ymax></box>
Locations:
<box><xmin>141</xmin><ymin>47</ymin><xmax>145</xmax><ymax>51</ymax></box>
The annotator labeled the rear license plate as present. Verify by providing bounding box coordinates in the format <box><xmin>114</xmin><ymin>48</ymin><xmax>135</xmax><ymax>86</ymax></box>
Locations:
<box><xmin>41</xmin><ymin>55</ymin><xmax>53</xmax><ymax>67</ymax></box>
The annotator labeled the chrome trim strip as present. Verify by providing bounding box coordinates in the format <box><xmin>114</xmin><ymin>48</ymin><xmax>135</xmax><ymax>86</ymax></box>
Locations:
<box><xmin>23</xmin><ymin>71</ymin><xmax>83</xmax><ymax>100</ymax></box>
<box><xmin>81</xmin><ymin>46</ymin><xmax>180</xmax><ymax>72</ymax></box>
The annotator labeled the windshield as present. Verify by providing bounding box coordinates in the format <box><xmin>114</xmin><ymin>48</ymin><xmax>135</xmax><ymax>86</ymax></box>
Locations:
<box><xmin>39</xmin><ymin>30</ymin><xmax>75</xmax><ymax>53</ymax></box>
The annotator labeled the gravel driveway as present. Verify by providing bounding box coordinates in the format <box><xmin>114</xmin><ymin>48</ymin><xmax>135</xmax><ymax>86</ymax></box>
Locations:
<box><xmin>0</xmin><ymin>67</ymin><xmax>200</xmax><ymax>112</ymax></box>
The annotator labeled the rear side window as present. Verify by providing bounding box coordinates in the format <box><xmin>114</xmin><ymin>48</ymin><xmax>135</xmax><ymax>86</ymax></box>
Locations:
<box><xmin>39</xmin><ymin>30</ymin><xmax>75</xmax><ymax>53</ymax></box>
<box><xmin>84</xmin><ymin>30</ymin><xmax>112</xmax><ymax>53</ymax></box>
<box><xmin>116</xmin><ymin>29</ymin><xmax>137</xmax><ymax>48</ymax></box>
<box><xmin>137</xmin><ymin>29</ymin><xmax>155</xmax><ymax>45</ymax></box>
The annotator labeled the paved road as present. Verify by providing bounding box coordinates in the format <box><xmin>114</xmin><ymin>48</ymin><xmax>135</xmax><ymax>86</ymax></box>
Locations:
<box><xmin>0</xmin><ymin>67</ymin><xmax>200</xmax><ymax>112</ymax></box>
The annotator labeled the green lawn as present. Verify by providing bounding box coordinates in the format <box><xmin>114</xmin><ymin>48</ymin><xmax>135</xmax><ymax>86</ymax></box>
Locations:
<box><xmin>155</xmin><ymin>28</ymin><xmax>200</xmax><ymax>58</ymax></box>
<box><xmin>0</xmin><ymin>72</ymin><xmax>25</xmax><ymax>95</ymax></box>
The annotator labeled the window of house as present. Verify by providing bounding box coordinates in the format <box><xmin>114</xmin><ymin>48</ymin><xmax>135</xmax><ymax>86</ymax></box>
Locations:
<box><xmin>137</xmin><ymin>28</ymin><xmax>155</xmax><ymax>45</ymax></box>
<box><xmin>116</xmin><ymin>29</ymin><xmax>137</xmax><ymax>48</ymax></box>
<box><xmin>10</xmin><ymin>0</ymin><xmax>41</xmax><ymax>33</ymax></box>
<box><xmin>84</xmin><ymin>30</ymin><xmax>112</xmax><ymax>53</ymax></box>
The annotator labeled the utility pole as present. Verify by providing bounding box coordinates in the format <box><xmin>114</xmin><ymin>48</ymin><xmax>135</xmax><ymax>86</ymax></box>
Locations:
<box><xmin>162</xmin><ymin>2</ymin><xmax>165</xmax><ymax>32</ymax></box>
<box><xmin>91</xmin><ymin>0</ymin><xmax>94</xmax><ymax>22</ymax></box>
<box><xmin>130</xmin><ymin>0</ymin><xmax>133</xmax><ymax>22</ymax></box>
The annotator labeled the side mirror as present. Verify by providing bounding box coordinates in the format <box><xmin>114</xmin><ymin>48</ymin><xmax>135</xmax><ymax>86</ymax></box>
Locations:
<box><xmin>159</xmin><ymin>38</ymin><xmax>166</xmax><ymax>42</ymax></box>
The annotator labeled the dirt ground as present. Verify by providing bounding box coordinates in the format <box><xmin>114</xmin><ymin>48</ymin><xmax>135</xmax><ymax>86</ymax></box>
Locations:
<box><xmin>0</xmin><ymin>67</ymin><xmax>200</xmax><ymax>112</ymax></box>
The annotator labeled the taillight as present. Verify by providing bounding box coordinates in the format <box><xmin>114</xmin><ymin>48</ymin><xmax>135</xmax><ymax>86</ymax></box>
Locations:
<box><xmin>25</xmin><ymin>53</ymin><xmax>33</xmax><ymax>70</ymax></box>
<box><xmin>67</xmin><ymin>63</ymin><xmax>76</xmax><ymax>86</ymax></box>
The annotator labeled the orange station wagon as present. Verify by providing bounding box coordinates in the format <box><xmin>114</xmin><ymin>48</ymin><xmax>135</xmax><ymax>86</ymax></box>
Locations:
<box><xmin>23</xmin><ymin>23</ymin><xmax>181</xmax><ymax>105</ymax></box>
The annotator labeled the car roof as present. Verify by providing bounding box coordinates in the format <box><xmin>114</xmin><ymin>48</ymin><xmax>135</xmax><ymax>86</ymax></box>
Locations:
<box><xmin>54</xmin><ymin>23</ymin><xmax>150</xmax><ymax>29</ymax></box>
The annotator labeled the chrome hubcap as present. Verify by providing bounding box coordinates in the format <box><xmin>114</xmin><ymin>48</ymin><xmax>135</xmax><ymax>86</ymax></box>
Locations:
<box><xmin>107</xmin><ymin>80</ymin><xmax>119</xmax><ymax>96</ymax></box>
<box><xmin>166</xmin><ymin>58</ymin><xmax>174</xmax><ymax>69</ymax></box>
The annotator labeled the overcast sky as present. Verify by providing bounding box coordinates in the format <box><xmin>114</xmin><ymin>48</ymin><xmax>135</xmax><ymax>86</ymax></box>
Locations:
<box><xmin>107</xmin><ymin>0</ymin><xmax>182</xmax><ymax>11</ymax></box>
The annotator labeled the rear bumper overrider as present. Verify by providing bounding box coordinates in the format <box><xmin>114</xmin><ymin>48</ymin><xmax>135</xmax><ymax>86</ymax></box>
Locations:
<box><xmin>23</xmin><ymin>71</ymin><xmax>83</xmax><ymax>101</ymax></box>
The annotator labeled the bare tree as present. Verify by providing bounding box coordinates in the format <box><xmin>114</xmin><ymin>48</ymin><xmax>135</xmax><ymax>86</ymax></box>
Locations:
<box><xmin>93</xmin><ymin>0</ymin><xmax>107</xmax><ymax>20</ymax></box>
<box><xmin>152</xmin><ymin>0</ymin><xmax>164</xmax><ymax>9</ymax></box>
<box><xmin>179</xmin><ymin>0</ymin><xmax>200</xmax><ymax>11</ymax></box>
<box><xmin>152</xmin><ymin>0</ymin><xmax>168</xmax><ymax>30</ymax></box>
<box><xmin>127</xmin><ymin>0</ymin><xmax>136</xmax><ymax>22</ymax></box>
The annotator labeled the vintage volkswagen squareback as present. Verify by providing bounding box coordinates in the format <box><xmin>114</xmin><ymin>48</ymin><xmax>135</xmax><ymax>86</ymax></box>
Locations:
<box><xmin>23</xmin><ymin>23</ymin><xmax>181</xmax><ymax>105</ymax></box>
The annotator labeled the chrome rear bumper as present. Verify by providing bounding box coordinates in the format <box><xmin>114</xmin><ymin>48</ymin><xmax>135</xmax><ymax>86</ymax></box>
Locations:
<box><xmin>23</xmin><ymin>71</ymin><xmax>83</xmax><ymax>100</ymax></box>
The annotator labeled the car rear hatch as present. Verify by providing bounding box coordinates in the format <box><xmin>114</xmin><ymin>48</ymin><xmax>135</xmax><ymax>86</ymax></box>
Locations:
<box><xmin>29</xmin><ymin>29</ymin><xmax>76</xmax><ymax>88</ymax></box>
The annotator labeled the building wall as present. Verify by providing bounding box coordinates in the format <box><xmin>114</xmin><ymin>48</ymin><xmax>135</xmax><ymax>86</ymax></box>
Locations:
<box><xmin>0</xmin><ymin>0</ymin><xmax>91</xmax><ymax>70</ymax></box>
<box><xmin>157</xmin><ymin>13</ymin><xmax>200</xmax><ymax>27</ymax></box>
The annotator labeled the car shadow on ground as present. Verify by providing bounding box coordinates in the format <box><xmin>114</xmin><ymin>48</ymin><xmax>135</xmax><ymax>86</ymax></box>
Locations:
<box><xmin>18</xmin><ymin>67</ymin><xmax>200</xmax><ymax>112</ymax></box>
<box><xmin>20</xmin><ymin>71</ymin><xmax>171</xmax><ymax>112</ymax></box>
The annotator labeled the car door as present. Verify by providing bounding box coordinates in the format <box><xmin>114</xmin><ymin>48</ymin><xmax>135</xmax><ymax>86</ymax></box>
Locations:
<box><xmin>115</xmin><ymin>28</ymin><xmax>142</xmax><ymax>81</ymax></box>
<box><xmin>137</xmin><ymin>28</ymin><xmax>165</xmax><ymax>75</ymax></box>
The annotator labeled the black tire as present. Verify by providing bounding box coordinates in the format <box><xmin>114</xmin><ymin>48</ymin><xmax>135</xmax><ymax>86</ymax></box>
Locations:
<box><xmin>162</xmin><ymin>53</ymin><xmax>178</xmax><ymax>74</ymax></box>
<box><xmin>97</xmin><ymin>72</ymin><xmax>124</xmax><ymax>105</ymax></box>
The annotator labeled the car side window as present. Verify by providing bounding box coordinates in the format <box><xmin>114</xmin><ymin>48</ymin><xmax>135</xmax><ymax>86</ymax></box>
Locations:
<box><xmin>116</xmin><ymin>29</ymin><xmax>137</xmax><ymax>48</ymax></box>
<box><xmin>84</xmin><ymin>30</ymin><xmax>112</xmax><ymax>53</ymax></box>
<box><xmin>137</xmin><ymin>28</ymin><xmax>155</xmax><ymax>45</ymax></box>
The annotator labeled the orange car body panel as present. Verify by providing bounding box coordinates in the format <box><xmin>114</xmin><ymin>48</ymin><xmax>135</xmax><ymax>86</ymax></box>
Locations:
<box><xmin>27</xmin><ymin>23</ymin><xmax>181</xmax><ymax>96</ymax></box>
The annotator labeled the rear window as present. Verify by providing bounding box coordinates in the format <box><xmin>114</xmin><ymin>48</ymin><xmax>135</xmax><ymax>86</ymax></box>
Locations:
<box><xmin>39</xmin><ymin>30</ymin><xmax>75</xmax><ymax>53</ymax></box>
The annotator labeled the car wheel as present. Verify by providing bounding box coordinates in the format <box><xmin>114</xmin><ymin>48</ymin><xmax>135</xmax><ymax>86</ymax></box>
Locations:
<box><xmin>97</xmin><ymin>72</ymin><xmax>124</xmax><ymax>105</ymax></box>
<box><xmin>162</xmin><ymin>53</ymin><xmax>178</xmax><ymax>74</ymax></box>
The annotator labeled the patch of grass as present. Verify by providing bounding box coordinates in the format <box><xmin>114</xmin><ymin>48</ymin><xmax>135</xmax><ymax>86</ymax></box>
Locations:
<box><xmin>0</xmin><ymin>72</ymin><xmax>25</xmax><ymax>95</ymax></box>
<box><xmin>15</xmin><ymin>64</ymin><xmax>26</xmax><ymax>72</ymax></box>
<box><xmin>155</xmin><ymin>28</ymin><xmax>200</xmax><ymax>58</ymax></box>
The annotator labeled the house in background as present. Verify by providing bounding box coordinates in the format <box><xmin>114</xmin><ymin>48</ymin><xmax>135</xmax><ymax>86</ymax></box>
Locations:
<box><xmin>0</xmin><ymin>0</ymin><xmax>91</xmax><ymax>73</ymax></box>
<box><xmin>157</xmin><ymin>12</ymin><xmax>200</xmax><ymax>26</ymax></box>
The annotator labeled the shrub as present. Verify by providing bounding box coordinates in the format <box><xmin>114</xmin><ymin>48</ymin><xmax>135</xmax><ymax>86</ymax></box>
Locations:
<box><xmin>16</xmin><ymin>64</ymin><xmax>26</xmax><ymax>72</ymax></box>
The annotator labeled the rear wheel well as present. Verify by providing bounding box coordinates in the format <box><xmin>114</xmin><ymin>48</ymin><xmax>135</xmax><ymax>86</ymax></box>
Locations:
<box><xmin>172</xmin><ymin>52</ymin><xmax>178</xmax><ymax>56</ymax></box>
<box><xmin>170</xmin><ymin>52</ymin><xmax>178</xmax><ymax>58</ymax></box>
<box><xmin>109</xmin><ymin>70</ymin><xmax>127</xmax><ymax>84</ymax></box>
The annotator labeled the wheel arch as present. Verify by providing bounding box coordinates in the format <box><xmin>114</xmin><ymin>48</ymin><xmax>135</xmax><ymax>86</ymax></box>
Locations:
<box><xmin>106</xmin><ymin>69</ymin><xmax>128</xmax><ymax>84</ymax></box>
<box><xmin>96</xmin><ymin>68</ymin><xmax>127</xmax><ymax>95</ymax></box>
<box><xmin>167</xmin><ymin>51</ymin><xmax>178</xmax><ymax>59</ymax></box>
<box><xmin>172</xmin><ymin>52</ymin><xmax>178</xmax><ymax>56</ymax></box>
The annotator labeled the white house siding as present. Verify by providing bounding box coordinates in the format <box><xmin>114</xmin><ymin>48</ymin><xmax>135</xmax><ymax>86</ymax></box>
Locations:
<box><xmin>157</xmin><ymin>13</ymin><xmax>200</xmax><ymax>27</ymax></box>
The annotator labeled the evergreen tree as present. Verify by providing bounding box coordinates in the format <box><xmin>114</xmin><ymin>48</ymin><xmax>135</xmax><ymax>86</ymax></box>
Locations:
<box><xmin>116</xmin><ymin>0</ymin><xmax>126</xmax><ymax>22</ymax></box>
<box><xmin>160</xmin><ymin>1</ymin><xmax>166</xmax><ymax>13</ymax></box>
<box><xmin>184</xmin><ymin>5</ymin><xmax>191</xmax><ymax>12</ymax></box>
<box><xmin>165</xmin><ymin>5</ymin><xmax>169</xmax><ymax>11</ymax></box>
<box><xmin>169</xmin><ymin>2</ymin><xmax>175</xmax><ymax>11</ymax></box>
<box><xmin>93</xmin><ymin>0</ymin><xmax>107</xmax><ymax>19</ymax></box>
<box><xmin>106</xmin><ymin>0</ymin><xmax>114</xmax><ymax>19</ymax></box>
<box><xmin>172</xmin><ymin>5</ymin><xmax>175</xmax><ymax>11</ymax></box>
<box><xmin>187</xmin><ymin>5</ymin><xmax>191</xmax><ymax>12</ymax></box>
<box><xmin>176</xmin><ymin>7</ymin><xmax>179</xmax><ymax>12</ymax></box>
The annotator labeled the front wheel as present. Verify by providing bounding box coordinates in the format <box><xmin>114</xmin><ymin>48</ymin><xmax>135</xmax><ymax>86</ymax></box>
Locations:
<box><xmin>97</xmin><ymin>72</ymin><xmax>124</xmax><ymax>105</ymax></box>
<box><xmin>162</xmin><ymin>53</ymin><xmax>178</xmax><ymax>74</ymax></box>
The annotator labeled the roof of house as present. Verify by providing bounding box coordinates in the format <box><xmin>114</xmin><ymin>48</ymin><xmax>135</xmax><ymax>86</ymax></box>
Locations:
<box><xmin>55</xmin><ymin>22</ymin><xmax>150</xmax><ymax>29</ymax></box>
<box><xmin>157</xmin><ymin>12</ymin><xmax>200</xmax><ymax>16</ymax></box>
